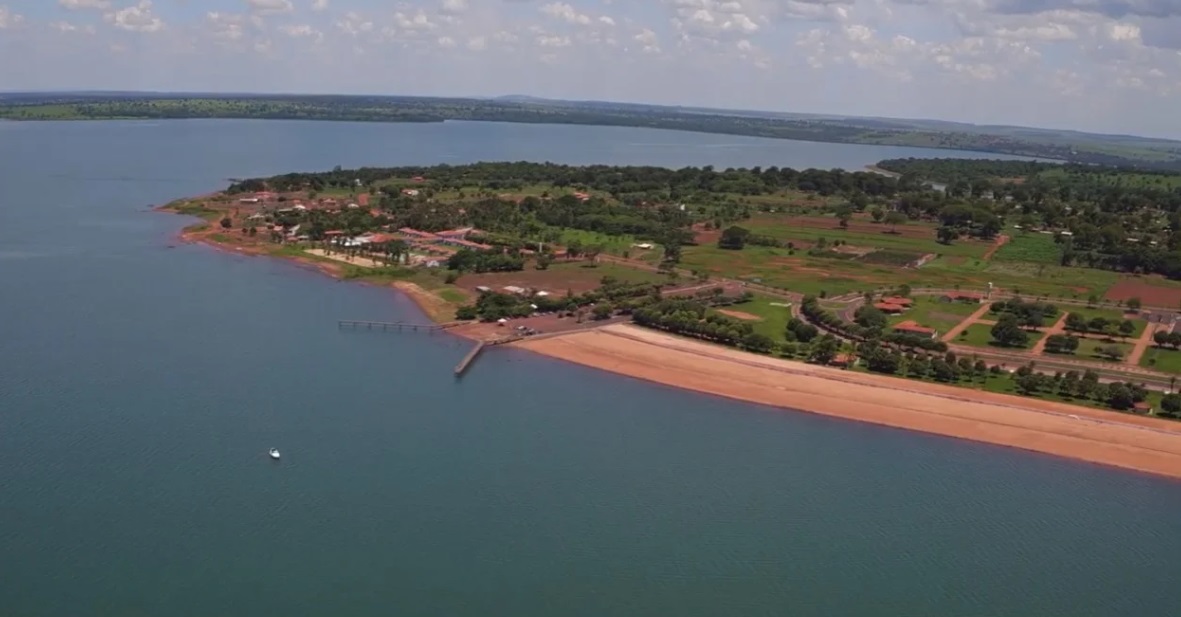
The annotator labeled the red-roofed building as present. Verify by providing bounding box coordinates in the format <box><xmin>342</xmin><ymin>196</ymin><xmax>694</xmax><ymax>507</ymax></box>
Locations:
<box><xmin>357</xmin><ymin>193</ymin><xmax>370</xmax><ymax>207</ymax></box>
<box><xmin>892</xmin><ymin>320</ymin><xmax>938</xmax><ymax>338</ymax></box>
<box><xmin>1133</xmin><ymin>401</ymin><xmax>1153</xmax><ymax>413</ymax></box>
<box><xmin>882</xmin><ymin>296</ymin><xmax>913</xmax><ymax>307</ymax></box>
<box><xmin>324</xmin><ymin>230</ymin><xmax>345</xmax><ymax>236</ymax></box>
<box><xmin>572</xmin><ymin>191</ymin><xmax>590</xmax><ymax>202</ymax></box>
<box><xmin>411</xmin><ymin>176</ymin><xmax>425</xmax><ymax>183</ymax></box>
<box><xmin>874</xmin><ymin>302</ymin><xmax>907</xmax><ymax>314</ymax></box>
<box><xmin>367</xmin><ymin>233</ymin><xmax>396</xmax><ymax>244</ymax></box>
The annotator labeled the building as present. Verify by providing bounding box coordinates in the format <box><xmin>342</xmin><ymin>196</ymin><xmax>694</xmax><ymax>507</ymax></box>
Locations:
<box><xmin>402</xmin><ymin>189</ymin><xmax>420</xmax><ymax>197</ymax></box>
<box><xmin>881</xmin><ymin>296</ymin><xmax>913</xmax><ymax>308</ymax></box>
<box><xmin>892</xmin><ymin>320</ymin><xmax>938</xmax><ymax>338</ymax></box>
<box><xmin>357</xmin><ymin>193</ymin><xmax>370</xmax><ymax>207</ymax></box>
<box><xmin>874</xmin><ymin>302</ymin><xmax>907</xmax><ymax>314</ymax></box>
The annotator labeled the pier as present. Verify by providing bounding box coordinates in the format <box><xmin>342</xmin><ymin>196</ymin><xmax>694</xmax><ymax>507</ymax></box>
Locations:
<box><xmin>338</xmin><ymin>320</ymin><xmax>444</xmax><ymax>333</ymax></box>
<box><xmin>454</xmin><ymin>342</ymin><xmax>487</xmax><ymax>377</ymax></box>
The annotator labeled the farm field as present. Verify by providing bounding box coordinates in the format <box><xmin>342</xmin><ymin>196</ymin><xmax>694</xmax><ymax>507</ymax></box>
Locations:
<box><xmin>991</xmin><ymin>232</ymin><xmax>1064</xmax><ymax>264</ymax></box>
<box><xmin>1138</xmin><ymin>346</ymin><xmax>1181</xmax><ymax>373</ymax></box>
<box><xmin>1105</xmin><ymin>278</ymin><xmax>1181</xmax><ymax>307</ymax></box>
<box><xmin>955</xmin><ymin>323</ymin><xmax>1044</xmax><ymax>350</ymax></box>
<box><xmin>743</xmin><ymin>214</ymin><xmax>993</xmax><ymax>258</ymax></box>
<box><xmin>886</xmin><ymin>297</ymin><xmax>982</xmax><ymax>334</ymax></box>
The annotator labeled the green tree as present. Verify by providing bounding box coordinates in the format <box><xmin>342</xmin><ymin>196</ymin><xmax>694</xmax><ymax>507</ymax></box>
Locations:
<box><xmin>884</xmin><ymin>211</ymin><xmax>906</xmax><ymax>234</ymax></box>
<box><xmin>717</xmin><ymin>226</ymin><xmax>750</xmax><ymax>250</ymax></box>
<box><xmin>1160</xmin><ymin>393</ymin><xmax>1181</xmax><ymax>416</ymax></box>
<box><xmin>990</xmin><ymin>314</ymin><xmax>1030</xmax><ymax>348</ymax></box>
<box><xmin>835</xmin><ymin>205</ymin><xmax>853</xmax><ymax>229</ymax></box>
<box><xmin>807</xmin><ymin>335</ymin><xmax>840</xmax><ymax>365</ymax></box>
<box><xmin>936</xmin><ymin>226</ymin><xmax>958</xmax><ymax>244</ymax></box>
<box><xmin>1126</xmin><ymin>297</ymin><xmax>1142</xmax><ymax>312</ymax></box>
<box><xmin>1118</xmin><ymin>320</ymin><xmax>1135</xmax><ymax>338</ymax></box>
<box><xmin>870</xmin><ymin>206</ymin><xmax>885</xmax><ymax>223</ymax></box>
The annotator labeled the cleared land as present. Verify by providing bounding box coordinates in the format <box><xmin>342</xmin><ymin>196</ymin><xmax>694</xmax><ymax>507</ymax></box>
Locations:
<box><xmin>518</xmin><ymin>325</ymin><xmax>1181</xmax><ymax>480</ymax></box>
<box><xmin>1106</xmin><ymin>279</ymin><xmax>1181</xmax><ymax>307</ymax></box>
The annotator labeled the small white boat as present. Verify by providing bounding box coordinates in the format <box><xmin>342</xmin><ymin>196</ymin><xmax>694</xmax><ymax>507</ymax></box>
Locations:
<box><xmin>269</xmin><ymin>448</ymin><xmax>281</xmax><ymax>460</ymax></box>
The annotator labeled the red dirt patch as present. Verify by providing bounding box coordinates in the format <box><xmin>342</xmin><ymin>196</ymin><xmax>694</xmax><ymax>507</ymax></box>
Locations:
<box><xmin>751</xmin><ymin>215</ymin><xmax>956</xmax><ymax>241</ymax></box>
<box><xmin>982</xmin><ymin>234</ymin><xmax>1009</xmax><ymax>261</ymax></box>
<box><xmin>1105</xmin><ymin>278</ymin><xmax>1181</xmax><ymax>308</ymax></box>
<box><xmin>718</xmin><ymin>309</ymin><xmax>763</xmax><ymax>321</ymax></box>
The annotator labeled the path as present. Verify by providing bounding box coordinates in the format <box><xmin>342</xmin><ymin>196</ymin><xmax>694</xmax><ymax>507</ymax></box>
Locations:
<box><xmin>982</xmin><ymin>234</ymin><xmax>1010</xmax><ymax>261</ymax></box>
<box><xmin>1127</xmin><ymin>322</ymin><xmax>1162</xmax><ymax>367</ymax></box>
<box><xmin>1031</xmin><ymin>312</ymin><xmax>1069</xmax><ymax>356</ymax></box>
<box><xmin>940</xmin><ymin>302</ymin><xmax>994</xmax><ymax>342</ymax></box>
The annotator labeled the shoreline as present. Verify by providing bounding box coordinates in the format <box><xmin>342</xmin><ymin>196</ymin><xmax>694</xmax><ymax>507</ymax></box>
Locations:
<box><xmin>517</xmin><ymin>324</ymin><xmax>1181</xmax><ymax>481</ymax></box>
<box><xmin>161</xmin><ymin>203</ymin><xmax>1181</xmax><ymax>479</ymax></box>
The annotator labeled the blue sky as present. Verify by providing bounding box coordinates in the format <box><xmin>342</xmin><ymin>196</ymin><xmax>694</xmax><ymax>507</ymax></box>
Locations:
<box><xmin>1</xmin><ymin>0</ymin><xmax>1179</xmax><ymax>138</ymax></box>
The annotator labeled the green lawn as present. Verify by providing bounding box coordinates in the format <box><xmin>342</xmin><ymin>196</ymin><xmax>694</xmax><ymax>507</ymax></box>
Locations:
<box><xmin>718</xmin><ymin>295</ymin><xmax>794</xmax><ymax>341</ymax></box>
<box><xmin>553</xmin><ymin>228</ymin><xmax>639</xmax><ymax>255</ymax></box>
<box><xmin>1139</xmin><ymin>346</ymin><xmax>1181</xmax><ymax>373</ymax></box>
<box><xmin>1045</xmin><ymin>337</ymin><xmax>1134</xmax><ymax>363</ymax></box>
<box><xmin>956</xmin><ymin>323</ymin><xmax>1043</xmax><ymax>350</ymax></box>
<box><xmin>1060</xmin><ymin>306</ymin><xmax>1147</xmax><ymax>338</ymax></box>
<box><xmin>886</xmin><ymin>297</ymin><xmax>980</xmax><ymax>334</ymax></box>
<box><xmin>993</xmin><ymin>232</ymin><xmax>1064</xmax><ymax>264</ymax></box>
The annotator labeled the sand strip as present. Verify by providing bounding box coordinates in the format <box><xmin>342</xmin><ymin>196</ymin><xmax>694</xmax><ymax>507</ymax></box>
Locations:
<box><xmin>517</xmin><ymin>324</ymin><xmax>1181</xmax><ymax>480</ymax></box>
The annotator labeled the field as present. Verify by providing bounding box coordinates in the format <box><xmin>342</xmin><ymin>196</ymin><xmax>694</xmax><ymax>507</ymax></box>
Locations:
<box><xmin>992</xmin><ymin>232</ymin><xmax>1064</xmax><ymax>264</ymax></box>
<box><xmin>955</xmin><ymin>323</ymin><xmax>1043</xmax><ymax>350</ymax></box>
<box><xmin>456</xmin><ymin>260</ymin><xmax>666</xmax><ymax>295</ymax></box>
<box><xmin>1138</xmin><ymin>346</ymin><xmax>1181</xmax><ymax>373</ymax></box>
<box><xmin>886</xmin><ymin>297</ymin><xmax>981</xmax><ymax>333</ymax></box>
<box><xmin>743</xmin><ymin>214</ymin><xmax>994</xmax><ymax>258</ymax></box>
<box><xmin>1072</xmin><ymin>338</ymin><xmax>1135</xmax><ymax>363</ymax></box>
<box><xmin>716</xmin><ymin>295</ymin><xmax>795</xmax><ymax>341</ymax></box>
<box><xmin>1105</xmin><ymin>278</ymin><xmax>1181</xmax><ymax>308</ymax></box>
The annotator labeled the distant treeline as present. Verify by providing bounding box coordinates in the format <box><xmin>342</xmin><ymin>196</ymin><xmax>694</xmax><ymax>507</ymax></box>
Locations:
<box><xmin>3</xmin><ymin>94</ymin><xmax>1180</xmax><ymax>169</ymax></box>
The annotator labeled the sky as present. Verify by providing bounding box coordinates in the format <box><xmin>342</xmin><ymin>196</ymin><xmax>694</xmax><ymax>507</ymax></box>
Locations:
<box><xmin>1</xmin><ymin>0</ymin><xmax>1180</xmax><ymax>138</ymax></box>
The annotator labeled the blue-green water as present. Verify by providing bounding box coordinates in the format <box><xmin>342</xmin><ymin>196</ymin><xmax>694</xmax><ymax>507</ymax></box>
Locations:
<box><xmin>1</xmin><ymin>120</ymin><xmax>1178</xmax><ymax>616</ymax></box>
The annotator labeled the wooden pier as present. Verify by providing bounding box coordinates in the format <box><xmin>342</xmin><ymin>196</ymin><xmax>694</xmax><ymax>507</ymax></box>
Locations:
<box><xmin>454</xmin><ymin>342</ymin><xmax>487</xmax><ymax>377</ymax></box>
<box><xmin>338</xmin><ymin>320</ymin><xmax>444</xmax><ymax>333</ymax></box>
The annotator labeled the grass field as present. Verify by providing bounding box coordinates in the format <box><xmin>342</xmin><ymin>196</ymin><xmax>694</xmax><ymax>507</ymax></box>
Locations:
<box><xmin>1139</xmin><ymin>346</ymin><xmax>1181</xmax><ymax>373</ymax></box>
<box><xmin>886</xmin><ymin>297</ymin><xmax>980</xmax><ymax>333</ymax></box>
<box><xmin>1073</xmin><ymin>338</ymin><xmax>1134</xmax><ymax>363</ymax></box>
<box><xmin>720</xmin><ymin>295</ymin><xmax>794</xmax><ymax>341</ymax></box>
<box><xmin>554</xmin><ymin>228</ymin><xmax>639</xmax><ymax>255</ymax></box>
<box><xmin>744</xmin><ymin>217</ymin><xmax>991</xmax><ymax>258</ymax></box>
<box><xmin>992</xmin><ymin>232</ymin><xmax>1064</xmax><ymax>264</ymax></box>
<box><xmin>956</xmin><ymin>323</ymin><xmax>1043</xmax><ymax>349</ymax></box>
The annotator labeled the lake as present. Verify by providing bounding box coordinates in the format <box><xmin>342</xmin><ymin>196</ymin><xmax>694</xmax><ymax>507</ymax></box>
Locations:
<box><xmin>0</xmin><ymin>119</ymin><xmax>1177</xmax><ymax>617</ymax></box>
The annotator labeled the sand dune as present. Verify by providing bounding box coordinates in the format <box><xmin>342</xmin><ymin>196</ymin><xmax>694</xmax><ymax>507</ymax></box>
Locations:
<box><xmin>517</xmin><ymin>324</ymin><xmax>1181</xmax><ymax>480</ymax></box>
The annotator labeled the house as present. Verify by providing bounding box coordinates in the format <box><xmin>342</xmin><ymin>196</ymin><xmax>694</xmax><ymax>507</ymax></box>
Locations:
<box><xmin>357</xmin><ymin>193</ymin><xmax>370</xmax><ymax>207</ymax></box>
<box><xmin>402</xmin><ymin>189</ymin><xmax>420</xmax><ymax>197</ymax></box>
<box><xmin>411</xmin><ymin>176</ymin><xmax>425</xmax><ymax>183</ymax></box>
<box><xmin>572</xmin><ymin>191</ymin><xmax>590</xmax><ymax>202</ymax></box>
<box><xmin>874</xmin><ymin>302</ymin><xmax>907</xmax><ymax>314</ymax></box>
<box><xmin>881</xmin><ymin>296</ymin><xmax>913</xmax><ymax>307</ymax></box>
<box><xmin>830</xmin><ymin>353</ymin><xmax>855</xmax><ymax>368</ymax></box>
<box><xmin>436</xmin><ymin>227</ymin><xmax>474</xmax><ymax>239</ymax></box>
<box><xmin>892</xmin><ymin>320</ymin><xmax>938</xmax><ymax>338</ymax></box>
<box><xmin>502</xmin><ymin>286</ymin><xmax>526</xmax><ymax>295</ymax></box>
<box><xmin>1133</xmin><ymin>401</ymin><xmax>1153</xmax><ymax>414</ymax></box>
<box><xmin>940</xmin><ymin>291</ymin><xmax>984</xmax><ymax>304</ymax></box>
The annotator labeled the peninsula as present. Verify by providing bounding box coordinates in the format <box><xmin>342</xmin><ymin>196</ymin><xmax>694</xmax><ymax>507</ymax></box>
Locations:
<box><xmin>161</xmin><ymin>159</ymin><xmax>1181</xmax><ymax>479</ymax></box>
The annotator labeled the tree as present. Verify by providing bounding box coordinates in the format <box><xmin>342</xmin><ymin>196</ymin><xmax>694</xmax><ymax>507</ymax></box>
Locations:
<box><xmin>835</xmin><ymin>205</ymin><xmax>853</xmax><ymax>229</ymax></box>
<box><xmin>220</xmin><ymin>216</ymin><xmax>232</xmax><ymax>229</ymax></box>
<box><xmin>1155</xmin><ymin>330</ymin><xmax>1170</xmax><ymax>347</ymax></box>
<box><xmin>936</xmin><ymin>226</ymin><xmax>958</xmax><ymax>244</ymax></box>
<box><xmin>591</xmin><ymin>303</ymin><xmax>614</xmax><ymax>320</ymax></box>
<box><xmin>455</xmin><ymin>305</ymin><xmax>478</xmax><ymax>320</ymax></box>
<box><xmin>884</xmin><ymin>211</ymin><xmax>906</xmax><ymax>234</ymax></box>
<box><xmin>1118</xmin><ymin>319</ymin><xmax>1136</xmax><ymax>338</ymax></box>
<box><xmin>1107</xmin><ymin>383</ymin><xmax>1134</xmax><ymax>410</ymax></box>
<box><xmin>1161</xmin><ymin>393</ymin><xmax>1181</xmax><ymax>416</ymax></box>
<box><xmin>1064</xmin><ymin>313</ymin><xmax>1087</xmax><ymax>333</ymax></box>
<box><xmin>870</xmin><ymin>206</ymin><xmax>885</xmax><ymax>223</ymax></box>
<box><xmin>718</xmin><ymin>226</ymin><xmax>751</xmax><ymax>250</ymax></box>
<box><xmin>535</xmin><ymin>253</ymin><xmax>553</xmax><ymax>270</ymax></box>
<box><xmin>853</xmin><ymin>304</ymin><xmax>888</xmax><ymax>331</ymax></box>
<box><xmin>930</xmin><ymin>359</ymin><xmax>957</xmax><ymax>382</ymax></box>
<box><xmin>807</xmin><ymin>335</ymin><xmax>840</xmax><ymax>365</ymax></box>
<box><xmin>1095</xmin><ymin>345</ymin><xmax>1125</xmax><ymax>361</ymax></box>
<box><xmin>742</xmin><ymin>332</ymin><xmax>775</xmax><ymax>354</ymax></box>
<box><xmin>1127</xmin><ymin>297</ymin><xmax>1142</xmax><ymax>312</ymax></box>
<box><xmin>990</xmin><ymin>314</ymin><xmax>1029</xmax><ymax>348</ymax></box>
<box><xmin>1044</xmin><ymin>334</ymin><xmax>1079</xmax><ymax>354</ymax></box>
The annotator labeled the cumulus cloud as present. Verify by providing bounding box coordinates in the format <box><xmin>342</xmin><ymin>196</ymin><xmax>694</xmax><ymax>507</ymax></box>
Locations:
<box><xmin>59</xmin><ymin>0</ymin><xmax>111</xmax><ymax>9</ymax></box>
<box><xmin>104</xmin><ymin>0</ymin><xmax>164</xmax><ymax>32</ymax></box>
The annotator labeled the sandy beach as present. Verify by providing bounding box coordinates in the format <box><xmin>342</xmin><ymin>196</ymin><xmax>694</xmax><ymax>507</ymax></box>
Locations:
<box><xmin>518</xmin><ymin>324</ymin><xmax>1181</xmax><ymax>480</ymax></box>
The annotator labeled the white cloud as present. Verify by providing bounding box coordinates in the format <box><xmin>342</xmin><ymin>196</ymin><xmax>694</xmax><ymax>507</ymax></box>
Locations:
<box><xmin>441</xmin><ymin>0</ymin><xmax>468</xmax><ymax>14</ymax></box>
<box><xmin>246</xmin><ymin>0</ymin><xmax>294</xmax><ymax>14</ymax></box>
<box><xmin>58</xmin><ymin>0</ymin><xmax>111</xmax><ymax>9</ymax></box>
<box><xmin>311</xmin><ymin>0</ymin><xmax>328</xmax><ymax>10</ymax></box>
<box><xmin>541</xmin><ymin>2</ymin><xmax>592</xmax><ymax>25</ymax></box>
<box><xmin>50</xmin><ymin>20</ymin><xmax>97</xmax><ymax>34</ymax></box>
<box><xmin>104</xmin><ymin>0</ymin><xmax>164</xmax><ymax>32</ymax></box>
<box><xmin>0</xmin><ymin>5</ymin><xmax>24</xmax><ymax>29</ymax></box>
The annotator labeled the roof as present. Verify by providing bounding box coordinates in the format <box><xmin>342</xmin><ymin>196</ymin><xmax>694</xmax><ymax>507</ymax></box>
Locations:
<box><xmin>874</xmin><ymin>302</ymin><xmax>907</xmax><ymax>312</ymax></box>
<box><xmin>1133</xmin><ymin>401</ymin><xmax>1152</xmax><ymax>411</ymax></box>
<box><xmin>882</xmin><ymin>296</ymin><xmax>913</xmax><ymax>305</ymax></box>
<box><xmin>893</xmin><ymin>320</ymin><xmax>937</xmax><ymax>335</ymax></box>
